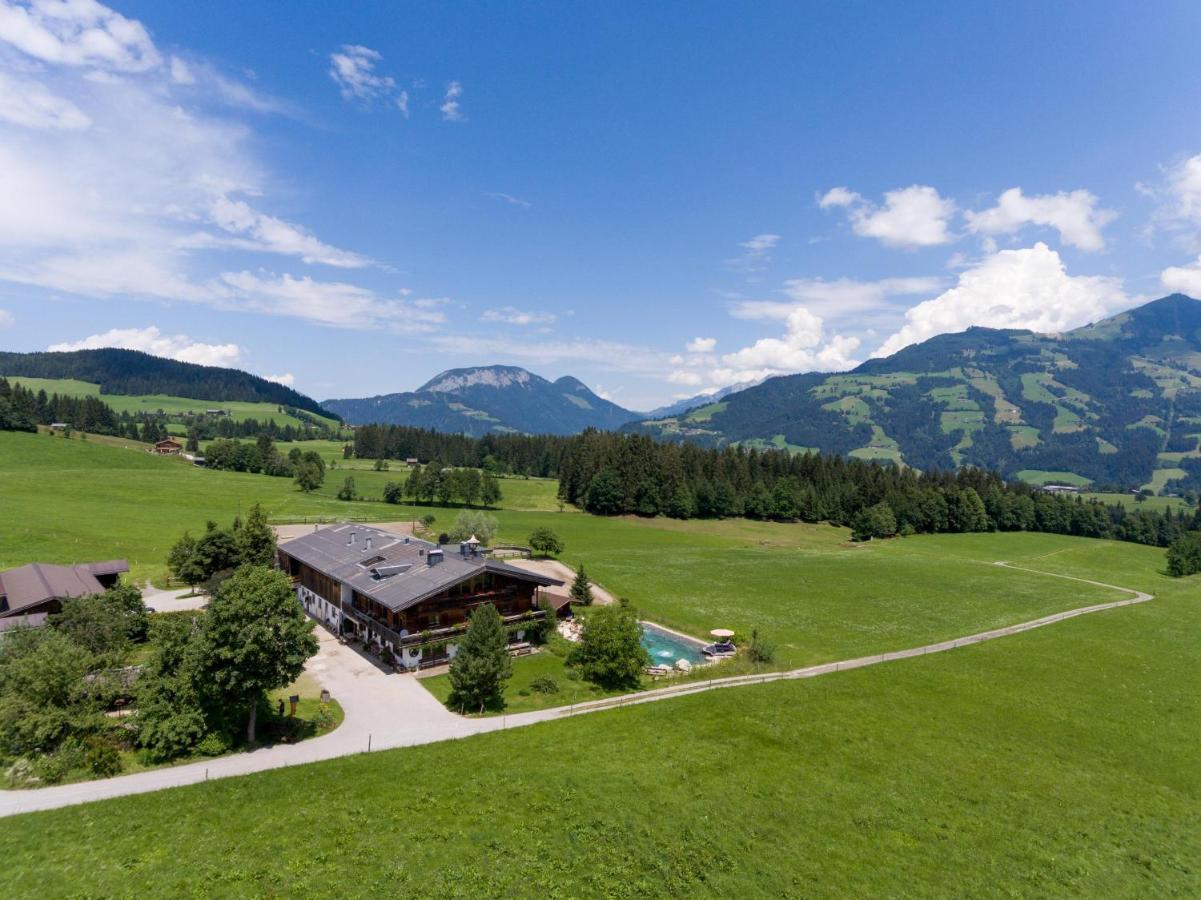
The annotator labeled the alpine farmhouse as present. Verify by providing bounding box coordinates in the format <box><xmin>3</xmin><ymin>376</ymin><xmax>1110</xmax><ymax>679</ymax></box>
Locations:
<box><xmin>277</xmin><ymin>524</ymin><xmax>562</xmax><ymax>669</ymax></box>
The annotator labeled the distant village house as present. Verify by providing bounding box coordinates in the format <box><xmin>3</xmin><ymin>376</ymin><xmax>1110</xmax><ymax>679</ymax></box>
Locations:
<box><xmin>152</xmin><ymin>438</ymin><xmax>183</xmax><ymax>455</ymax></box>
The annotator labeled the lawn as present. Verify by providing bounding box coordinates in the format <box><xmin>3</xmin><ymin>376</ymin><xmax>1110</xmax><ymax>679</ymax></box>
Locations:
<box><xmin>419</xmin><ymin>642</ymin><xmax>634</xmax><ymax>715</ymax></box>
<box><xmin>1</xmin><ymin>533</ymin><xmax>1197</xmax><ymax>895</ymax></box>
<box><xmin>2</xmin><ymin>375</ymin><xmax>341</xmax><ymax>429</ymax></box>
<box><xmin>1082</xmin><ymin>491</ymin><xmax>1190</xmax><ymax>513</ymax></box>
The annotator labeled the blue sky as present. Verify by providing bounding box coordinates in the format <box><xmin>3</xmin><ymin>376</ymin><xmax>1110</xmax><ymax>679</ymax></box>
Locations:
<box><xmin>2</xmin><ymin>1</ymin><xmax>1201</xmax><ymax>410</ymax></box>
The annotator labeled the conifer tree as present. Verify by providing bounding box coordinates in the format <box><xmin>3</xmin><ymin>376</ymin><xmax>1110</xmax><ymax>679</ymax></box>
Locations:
<box><xmin>447</xmin><ymin>604</ymin><xmax>511</xmax><ymax>713</ymax></box>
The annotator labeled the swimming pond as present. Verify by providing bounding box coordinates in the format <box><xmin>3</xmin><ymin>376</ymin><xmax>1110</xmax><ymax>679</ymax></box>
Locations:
<box><xmin>640</xmin><ymin>622</ymin><xmax>707</xmax><ymax>666</ymax></box>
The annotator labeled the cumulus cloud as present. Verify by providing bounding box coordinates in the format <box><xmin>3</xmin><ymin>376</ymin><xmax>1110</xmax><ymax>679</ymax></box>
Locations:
<box><xmin>874</xmin><ymin>242</ymin><xmax>1129</xmax><ymax>357</ymax></box>
<box><xmin>47</xmin><ymin>326</ymin><xmax>240</xmax><ymax>366</ymax></box>
<box><xmin>481</xmin><ymin>306</ymin><xmax>555</xmax><ymax>326</ymax></box>
<box><xmin>964</xmin><ymin>187</ymin><xmax>1115</xmax><ymax>252</ymax></box>
<box><xmin>0</xmin><ymin>0</ymin><xmax>160</xmax><ymax>72</ymax></box>
<box><xmin>1160</xmin><ymin>257</ymin><xmax>1201</xmax><ymax>296</ymax></box>
<box><xmin>820</xmin><ymin>184</ymin><xmax>955</xmax><ymax>248</ymax></box>
<box><xmin>667</xmin><ymin>370</ymin><xmax>703</xmax><ymax>386</ymax></box>
<box><xmin>328</xmin><ymin>44</ymin><xmax>407</xmax><ymax>113</ymax></box>
<box><xmin>715</xmin><ymin>306</ymin><xmax>861</xmax><ymax>383</ymax></box>
<box><xmin>264</xmin><ymin>372</ymin><xmax>295</xmax><ymax>387</ymax></box>
<box><xmin>725</xmin><ymin>233</ymin><xmax>780</xmax><ymax>272</ymax></box>
<box><xmin>686</xmin><ymin>337</ymin><xmax>717</xmax><ymax>353</ymax></box>
<box><xmin>440</xmin><ymin>80</ymin><xmax>463</xmax><ymax>121</ymax></box>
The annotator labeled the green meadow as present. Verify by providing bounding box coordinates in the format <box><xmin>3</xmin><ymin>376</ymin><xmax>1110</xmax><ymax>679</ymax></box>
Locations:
<box><xmin>1</xmin><ymin>534</ymin><xmax>1197</xmax><ymax>896</ymax></box>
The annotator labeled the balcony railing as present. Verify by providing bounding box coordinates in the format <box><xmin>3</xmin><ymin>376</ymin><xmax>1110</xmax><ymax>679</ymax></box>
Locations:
<box><xmin>342</xmin><ymin>605</ymin><xmax>545</xmax><ymax>649</ymax></box>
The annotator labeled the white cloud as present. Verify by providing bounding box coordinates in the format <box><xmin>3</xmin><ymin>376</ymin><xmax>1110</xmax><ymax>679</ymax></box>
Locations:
<box><xmin>440</xmin><ymin>80</ymin><xmax>464</xmax><ymax>121</ymax></box>
<box><xmin>820</xmin><ymin>184</ymin><xmax>955</xmax><ymax>248</ymax></box>
<box><xmin>0</xmin><ymin>308</ymin><xmax>11</xmax><ymax>326</ymax></box>
<box><xmin>396</xmin><ymin>89</ymin><xmax>408</xmax><ymax>116</ymax></box>
<box><xmin>487</xmin><ymin>192</ymin><xmax>531</xmax><ymax>208</ymax></box>
<box><xmin>264</xmin><ymin>372</ymin><xmax>295</xmax><ymax>387</ymax></box>
<box><xmin>1160</xmin><ymin>257</ymin><xmax>1201</xmax><ymax>296</ymax></box>
<box><xmin>964</xmin><ymin>187</ymin><xmax>1115</xmax><ymax>252</ymax></box>
<box><xmin>734</xmin><ymin>275</ymin><xmax>944</xmax><ymax>321</ymax></box>
<box><xmin>481</xmin><ymin>306</ymin><xmax>555</xmax><ymax>326</ymax></box>
<box><xmin>329</xmin><ymin>44</ymin><xmax>399</xmax><ymax>105</ymax></box>
<box><xmin>725</xmin><ymin>233</ymin><xmax>779</xmax><ymax>271</ymax></box>
<box><xmin>169</xmin><ymin>55</ymin><xmax>193</xmax><ymax>84</ymax></box>
<box><xmin>667</xmin><ymin>370</ymin><xmax>703</xmax><ymax>386</ymax></box>
<box><xmin>215</xmin><ymin>271</ymin><xmax>446</xmax><ymax>332</ymax></box>
<box><xmin>47</xmin><ymin>326</ymin><xmax>240</xmax><ymax>366</ymax></box>
<box><xmin>716</xmin><ymin>306</ymin><xmax>861</xmax><ymax>382</ymax></box>
<box><xmin>874</xmin><ymin>242</ymin><xmax>1129</xmax><ymax>357</ymax></box>
<box><xmin>187</xmin><ymin>196</ymin><xmax>370</xmax><ymax>268</ymax></box>
<box><xmin>686</xmin><ymin>337</ymin><xmax>716</xmax><ymax>353</ymax></box>
<box><xmin>0</xmin><ymin>70</ymin><xmax>89</xmax><ymax>128</ymax></box>
<box><xmin>818</xmin><ymin>186</ymin><xmax>859</xmax><ymax>209</ymax></box>
<box><xmin>1144</xmin><ymin>154</ymin><xmax>1201</xmax><ymax>249</ymax></box>
<box><xmin>0</xmin><ymin>0</ymin><xmax>160</xmax><ymax>72</ymax></box>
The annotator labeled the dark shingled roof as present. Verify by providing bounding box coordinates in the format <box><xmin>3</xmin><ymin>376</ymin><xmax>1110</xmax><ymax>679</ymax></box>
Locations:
<box><xmin>279</xmin><ymin>524</ymin><xmax>561</xmax><ymax>613</ymax></box>
<box><xmin>0</xmin><ymin>560</ymin><xmax>129</xmax><ymax>617</ymax></box>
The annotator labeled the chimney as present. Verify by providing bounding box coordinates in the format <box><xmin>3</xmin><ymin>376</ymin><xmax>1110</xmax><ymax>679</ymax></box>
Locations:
<box><xmin>366</xmin><ymin>536</ymin><xmax>373</xmax><ymax>551</ymax></box>
<box><xmin>348</xmin><ymin>531</ymin><xmax>356</xmax><ymax>546</ymax></box>
<box><xmin>428</xmin><ymin>548</ymin><xmax>444</xmax><ymax>567</ymax></box>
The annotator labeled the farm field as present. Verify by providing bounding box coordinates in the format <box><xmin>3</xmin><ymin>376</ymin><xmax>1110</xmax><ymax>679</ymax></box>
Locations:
<box><xmin>3</xmin><ymin>375</ymin><xmax>341</xmax><ymax>429</ymax></box>
<box><xmin>1082</xmin><ymin>491</ymin><xmax>1191</xmax><ymax>512</ymax></box>
<box><xmin>1</xmin><ymin>534</ymin><xmax>1197</xmax><ymax>896</ymax></box>
<box><xmin>1015</xmin><ymin>469</ymin><xmax>1093</xmax><ymax>487</ymax></box>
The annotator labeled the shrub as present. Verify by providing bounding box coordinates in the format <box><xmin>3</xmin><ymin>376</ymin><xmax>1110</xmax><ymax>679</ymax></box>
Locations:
<box><xmin>196</xmin><ymin>732</ymin><xmax>232</xmax><ymax>757</ymax></box>
<box><xmin>383</xmin><ymin>481</ymin><xmax>404</xmax><ymax>504</ymax></box>
<box><xmin>530</xmin><ymin>675</ymin><xmax>560</xmax><ymax>694</ymax></box>
<box><xmin>1166</xmin><ymin>532</ymin><xmax>1201</xmax><ymax>577</ymax></box>
<box><xmin>83</xmin><ymin>735</ymin><xmax>123</xmax><ymax>777</ymax></box>
<box><xmin>748</xmin><ymin>629</ymin><xmax>776</xmax><ymax>665</ymax></box>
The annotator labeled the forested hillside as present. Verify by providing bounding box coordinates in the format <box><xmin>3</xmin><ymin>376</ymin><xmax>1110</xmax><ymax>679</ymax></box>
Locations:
<box><xmin>629</xmin><ymin>295</ymin><xmax>1201</xmax><ymax>492</ymax></box>
<box><xmin>0</xmin><ymin>349</ymin><xmax>332</xmax><ymax>417</ymax></box>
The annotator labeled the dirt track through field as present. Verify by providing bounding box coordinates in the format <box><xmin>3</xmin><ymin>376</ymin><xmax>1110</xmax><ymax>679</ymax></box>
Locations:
<box><xmin>0</xmin><ymin>560</ymin><xmax>1152</xmax><ymax>818</ymax></box>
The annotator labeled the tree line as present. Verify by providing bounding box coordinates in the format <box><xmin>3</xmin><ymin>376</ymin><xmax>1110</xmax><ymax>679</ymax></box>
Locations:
<box><xmin>555</xmin><ymin>430</ymin><xmax>1201</xmax><ymax>551</ymax></box>
<box><xmin>351</xmin><ymin>423</ymin><xmax>571</xmax><ymax>476</ymax></box>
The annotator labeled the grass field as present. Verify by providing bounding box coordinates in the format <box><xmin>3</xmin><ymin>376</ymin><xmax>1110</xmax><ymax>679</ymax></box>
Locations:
<box><xmin>2</xmin><ymin>533</ymin><xmax>1197</xmax><ymax>895</ymax></box>
<box><xmin>1015</xmin><ymin>469</ymin><xmax>1093</xmax><ymax>487</ymax></box>
<box><xmin>3</xmin><ymin>375</ymin><xmax>341</xmax><ymax>429</ymax></box>
<box><xmin>1082</xmin><ymin>491</ymin><xmax>1191</xmax><ymax>512</ymax></box>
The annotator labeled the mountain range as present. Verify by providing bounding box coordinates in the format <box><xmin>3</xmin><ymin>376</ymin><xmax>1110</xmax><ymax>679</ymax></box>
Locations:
<box><xmin>322</xmin><ymin>366</ymin><xmax>642</xmax><ymax>436</ymax></box>
<box><xmin>627</xmin><ymin>294</ymin><xmax>1201</xmax><ymax>492</ymax></box>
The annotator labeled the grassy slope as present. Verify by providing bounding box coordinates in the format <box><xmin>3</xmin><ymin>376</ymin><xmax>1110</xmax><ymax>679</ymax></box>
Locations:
<box><xmin>3</xmin><ymin>375</ymin><xmax>340</xmax><ymax>429</ymax></box>
<box><xmin>1</xmin><ymin>534</ymin><xmax>1197</xmax><ymax>896</ymax></box>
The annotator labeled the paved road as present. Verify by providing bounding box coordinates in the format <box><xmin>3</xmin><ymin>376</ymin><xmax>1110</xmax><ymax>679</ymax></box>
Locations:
<box><xmin>141</xmin><ymin>584</ymin><xmax>208</xmax><ymax>612</ymax></box>
<box><xmin>0</xmin><ymin>561</ymin><xmax>1152</xmax><ymax>818</ymax></box>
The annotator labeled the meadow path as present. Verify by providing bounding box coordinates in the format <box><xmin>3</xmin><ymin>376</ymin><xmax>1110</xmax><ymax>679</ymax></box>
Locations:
<box><xmin>0</xmin><ymin>560</ymin><xmax>1152</xmax><ymax>818</ymax></box>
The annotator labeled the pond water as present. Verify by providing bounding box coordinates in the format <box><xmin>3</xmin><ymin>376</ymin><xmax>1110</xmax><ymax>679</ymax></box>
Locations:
<box><xmin>640</xmin><ymin>622</ymin><xmax>707</xmax><ymax>666</ymax></box>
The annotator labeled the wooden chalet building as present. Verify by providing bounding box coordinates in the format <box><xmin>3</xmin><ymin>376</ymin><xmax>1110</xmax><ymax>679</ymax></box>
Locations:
<box><xmin>0</xmin><ymin>559</ymin><xmax>129</xmax><ymax>633</ymax></box>
<box><xmin>277</xmin><ymin>524</ymin><xmax>563</xmax><ymax>669</ymax></box>
<box><xmin>152</xmin><ymin>438</ymin><xmax>183</xmax><ymax>455</ymax></box>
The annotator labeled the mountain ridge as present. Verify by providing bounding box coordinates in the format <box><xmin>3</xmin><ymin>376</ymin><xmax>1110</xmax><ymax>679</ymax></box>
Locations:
<box><xmin>323</xmin><ymin>365</ymin><xmax>641</xmax><ymax>436</ymax></box>
<box><xmin>0</xmin><ymin>348</ymin><xmax>332</xmax><ymax>418</ymax></box>
<box><xmin>627</xmin><ymin>294</ymin><xmax>1201</xmax><ymax>492</ymax></box>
